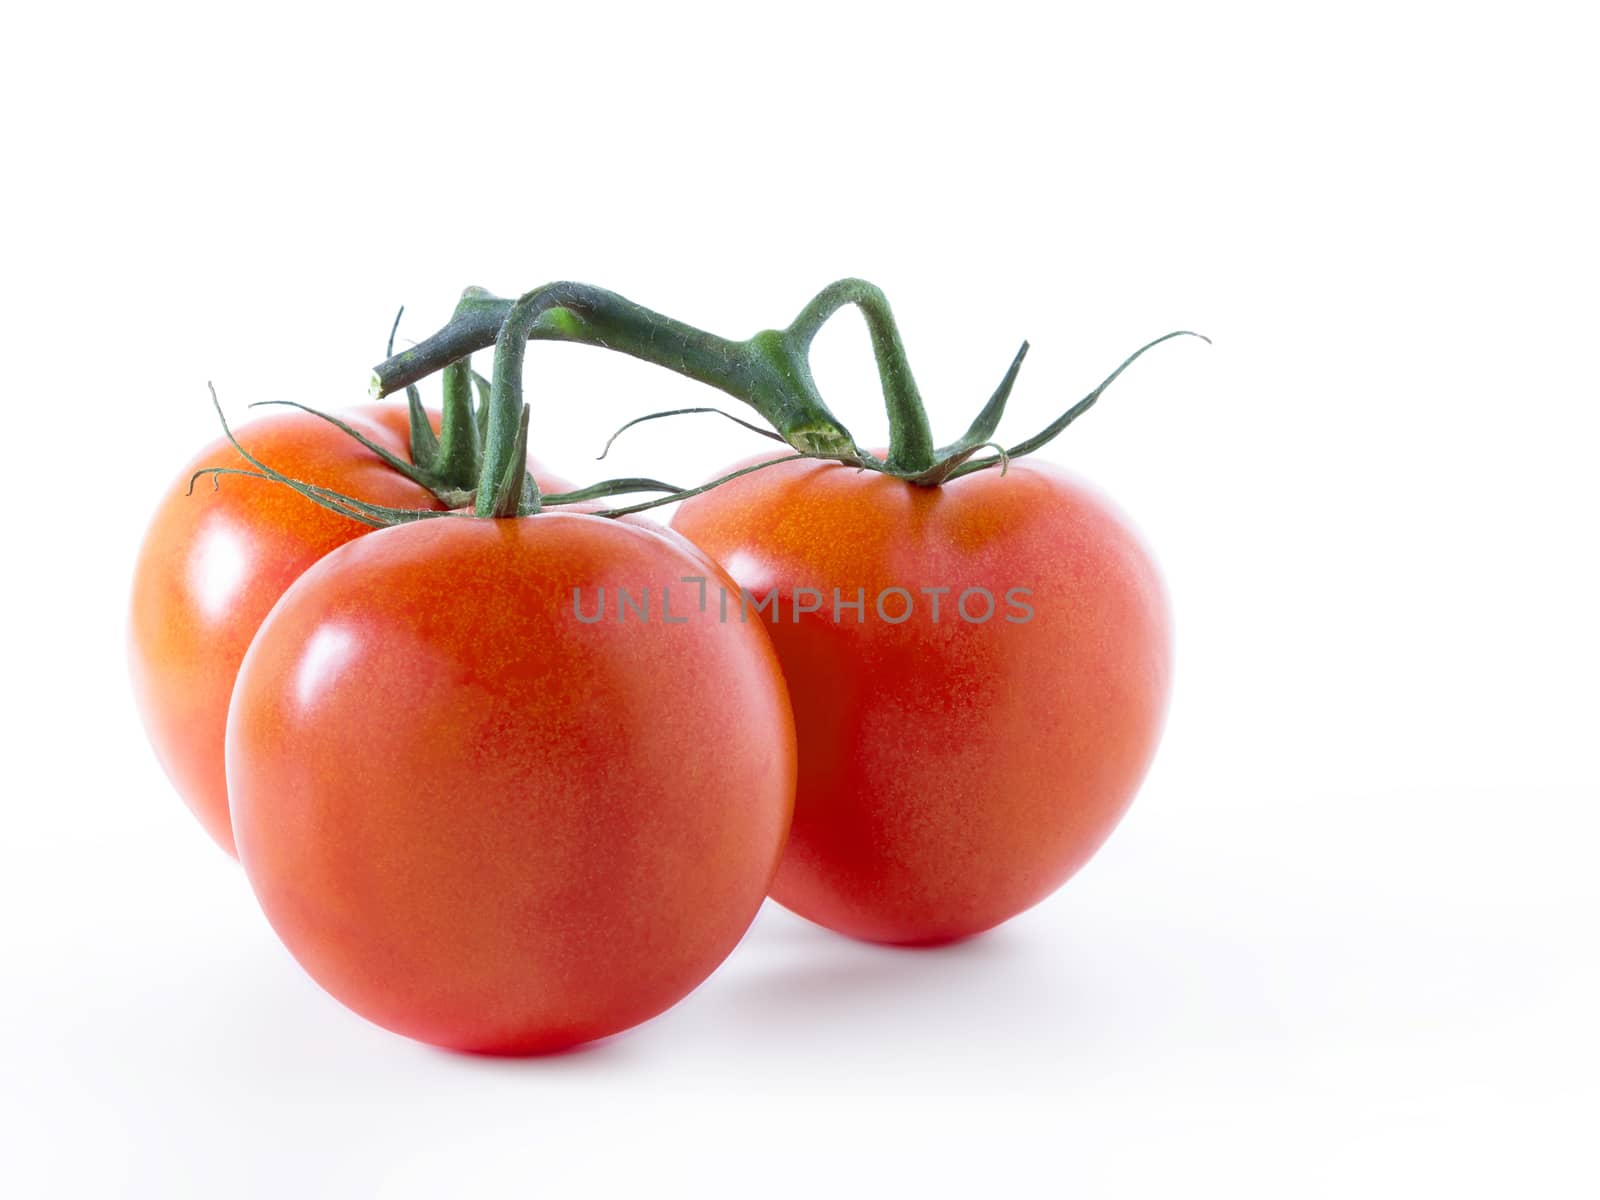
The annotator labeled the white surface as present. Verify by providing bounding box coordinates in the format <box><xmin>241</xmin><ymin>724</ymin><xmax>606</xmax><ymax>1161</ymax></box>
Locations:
<box><xmin>4</xmin><ymin>2</ymin><xmax>1597</xmax><ymax>1196</ymax></box>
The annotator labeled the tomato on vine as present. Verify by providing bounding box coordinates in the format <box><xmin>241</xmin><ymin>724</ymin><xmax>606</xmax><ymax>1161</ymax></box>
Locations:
<box><xmin>133</xmin><ymin>274</ymin><xmax>1199</xmax><ymax>1051</ymax></box>
<box><xmin>672</xmin><ymin>455</ymin><xmax>1169</xmax><ymax>943</ymax></box>
<box><xmin>213</xmin><ymin>295</ymin><xmax>795</xmax><ymax>1052</ymax></box>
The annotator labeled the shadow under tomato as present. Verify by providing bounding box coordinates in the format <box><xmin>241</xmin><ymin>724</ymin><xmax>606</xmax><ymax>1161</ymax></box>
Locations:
<box><xmin>707</xmin><ymin>914</ymin><xmax>1066</xmax><ymax>1037</ymax></box>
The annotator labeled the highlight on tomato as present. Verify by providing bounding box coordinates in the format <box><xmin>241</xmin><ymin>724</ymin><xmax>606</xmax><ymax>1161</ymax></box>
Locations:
<box><xmin>374</xmin><ymin>279</ymin><xmax>1202</xmax><ymax>947</ymax></box>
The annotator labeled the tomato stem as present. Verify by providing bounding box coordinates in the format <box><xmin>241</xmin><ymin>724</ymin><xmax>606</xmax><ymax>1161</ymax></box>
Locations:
<box><xmin>784</xmin><ymin>279</ymin><xmax>934</xmax><ymax>474</ymax></box>
<box><xmin>199</xmin><ymin>307</ymin><xmax>1205</xmax><ymax>532</ymax></box>
<box><xmin>478</xmin><ymin>291</ymin><xmax>547</xmax><ymax>516</ymax></box>
<box><xmin>374</xmin><ymin>279</ymin><xmax>1208</xmax><ymax>492</ymax></box>
<box><xmin>369</xmin><ymin>279</ymin><xmax>1028</xmax><ymax>482</ymax></box>
<box><xmin>373</xmin><ymin>282</ymin><xmax>865</xmax><ymax>461</ymax></box>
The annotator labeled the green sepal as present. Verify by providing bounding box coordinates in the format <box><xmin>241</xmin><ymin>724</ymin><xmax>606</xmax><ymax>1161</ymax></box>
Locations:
<box><xmin>389</xmin><ymin>304</ymin><xmax>441</xmax><ymax>473</ymax></box>
<box><xmin>407</xmin><ymin>385</ymin><xmax>439</xmax><ymax>470</ymax></box>
<box><xmin>386</xmin><ymin>305</ymin><xmax>405</xmax><ymax>357</ymax></box>
<box><xmin>946</xmin><ymin>330</ymin><xmax>1210</xmax><ymax>481</ymax></box>
<box><xmin>602</xmin><ymin>453</ymin><xmax>807</xmax><ymax>518</ymax></box>
<box><xmin>904</xmin><ymin>341</ymin><xmax>1029</xmax><ymax>485</ymax></box>
<box><xmin>202</xmin><ymin>385</ymin><xmax>450</xmax><ymax>528</ymax></box>
<box><xmin>247</xmin><ymin>400</ymin><xmax>436</xmax><ymax>490</ymax></box>
<box><xmin>543</xmin><ymin>477</ymin><xmax>687</xmax><ymax>505</ymax></box>
<box><xmin>597</xmin><ymin>406</ymin><xmax>784</xmax><ymax>460</ymax></box>
<box><xmin>471</xmin><ymin>366</ymin><xmax>493</xmax><ymax>446</ymax></box>
<box><xmin>434</xmin><ymin>359</ymin><xmax>481</xmax><ymax>488</ymax></box>
<box><xmin>204</xmin><ymin>386</ymin><xmax>697</xmax><ymax>525</ymax></box>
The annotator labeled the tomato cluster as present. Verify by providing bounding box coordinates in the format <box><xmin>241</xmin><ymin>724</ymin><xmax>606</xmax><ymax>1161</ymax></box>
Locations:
<box><xmin>129</xmin><ymin>281</ymin><xmax>1185</xmax><ymax>1053</ymax></box>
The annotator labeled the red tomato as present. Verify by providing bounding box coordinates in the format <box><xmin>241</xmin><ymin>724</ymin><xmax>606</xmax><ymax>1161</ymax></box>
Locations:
<box><xmin>127</xmin><ymin>404</ymin><xmax>573</xmax><ymax>856</ymax></box>
<box><xmin>672</xmin><ymin>456</ymin><xmax>1171</xmax><ymax>945</ymax></box>
<box><xmin>226</xmin><ymin>513</ymin><xmax>795</xmax><ymax>1053</ymax></box>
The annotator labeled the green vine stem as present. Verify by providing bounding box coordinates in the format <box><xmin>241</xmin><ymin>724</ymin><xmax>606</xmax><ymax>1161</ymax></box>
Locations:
<box><xmin>374</xmin><ymin>283</ymin><xmax>862</xmax><ymax>461</ymax></box>
<box><xmin>783</xmin><ymin>278</ymin><xmax>932</xmax><ymax>474</ymax></box>
<box><xmin>199</xmin><ymin>276</ymin><xmax>1206</xmax><ymax>532</ymax></box>
<box><xmin>478</xmin><ymin>290</ymin><xmax>542</xmax><ymax>516</ymax></box>
<box><xmin>372</xmin><ymin>278</ymin><xmax>1203</xmax><ymax>489</ymax></box>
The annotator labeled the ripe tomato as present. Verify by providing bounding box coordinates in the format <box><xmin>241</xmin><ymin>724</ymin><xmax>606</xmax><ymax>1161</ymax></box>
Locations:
<box><xmin>225</xmin><ymin>513</ymin><xmax>795</xmax><ymax>1054</ymax></box>
<box><xmin>671</xmin><ymin>456</ymin><xmax>1171</xmax><ymax>944</ymax></box>
<box><xmin>127</xmin><ymin>404</ymin><xmax>573</xmax><ymax>856</ymax></box>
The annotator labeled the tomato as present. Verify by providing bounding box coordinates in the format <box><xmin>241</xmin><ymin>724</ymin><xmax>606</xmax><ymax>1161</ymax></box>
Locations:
<box><xmin>225</xmin><ymin>512</ymin><xmax>795</xmax><ymax>1054</ymax></box>
<box><xmin>127</xmin><ymin>404</ymin><xmax>574</xmax><ymax>856</ymax></box>
<box><xmin>671</xmin><ymin>456</ymin><xmax>1171</xmax><ymax>945</ymax></box>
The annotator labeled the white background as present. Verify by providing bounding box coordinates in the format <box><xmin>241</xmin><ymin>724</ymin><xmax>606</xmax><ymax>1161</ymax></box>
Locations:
<box><xmin>4</xmin><ymin>2</ymin><xmax>1597</xmax><ymax>1196</ymax></box>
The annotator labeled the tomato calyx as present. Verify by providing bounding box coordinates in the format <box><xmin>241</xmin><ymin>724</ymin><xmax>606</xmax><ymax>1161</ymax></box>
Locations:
<box><xmin>189</xmin><ymin>294</ymin><xmax>710</xmax><ymax>526</ymax></box>
<box><xmin>372</xmin><ymin>278</ymin><xmax>1209</xmax><ymax>490</ymax></box>
<box><xmin>190</xmin><ymin>375</ymin><xmax>685</xmax><ymax>529</ymax></box>
<box><xmin>914</xmin><ymin>328</ymin><xmax>1210</xmax><ymax>484</ymax></box>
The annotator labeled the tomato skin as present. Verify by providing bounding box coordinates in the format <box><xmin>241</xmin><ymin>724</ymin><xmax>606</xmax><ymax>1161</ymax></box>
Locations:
<box><xmin>127</xmin><ymin>404</ymin><xmax>572</xmax><ymax>856</ymax></box>
<box><xmin>671</xmin><ymin>456</ymin><xmax>1171</xmax><ymax>945</ymax></box>
<box><xmin>226</xmin><ymin>513</ymin><xmax>795</xmax><ymax>1054</ymax></box>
